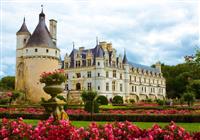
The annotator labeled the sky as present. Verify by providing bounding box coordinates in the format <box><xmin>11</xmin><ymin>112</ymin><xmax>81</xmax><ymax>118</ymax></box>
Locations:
<box><xmin>0</xmin><ymin>0</ymin><xmax>199</xmax><ymax>78</ymax></box>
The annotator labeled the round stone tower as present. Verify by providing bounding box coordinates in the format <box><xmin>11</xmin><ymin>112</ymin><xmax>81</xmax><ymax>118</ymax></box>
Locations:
<box><xmin>15</xmin><ymin>9</ymin><xmax>60</xmax><ymax>103</ymax></box>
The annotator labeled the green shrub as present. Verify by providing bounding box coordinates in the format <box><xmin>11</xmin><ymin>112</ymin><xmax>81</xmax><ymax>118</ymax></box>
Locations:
<box><xmin>81</xmin><ymin>90</ymin><xmax>99</xmax><ymax>113</ymax></box>
<box><xmin>182</xmin><ymin>92</ymin><xmax>195</xmax><ymax>107</ymax></box>
<box><xmin>146</xmin><ymin>99</ymin><xmax>152</xmax><ymax>103</ymax></box>
<box><xmin>84</xmin><ymin>101</ymin><xmax>99</xmax><ymax>113</ymax></box>
<box><xmin>112</xmin><ymin>96</ymin><xmax>123</xmax><ymax>105</ymax></box>
<box><xmin>11</xmin><ymin>91</ymin><xmax>22</xmax><ymax>101</ymax></box>
<box><xmin>0</xmin><ymin>98</ymin><xmax>10</xmax><ymax>104</ymax></box>
<box><xmin>129</xmin><ymin>99</ymin><xmax>135</xmax><ymax>104</ymax></box>
<box><xmin>180</xmin><ymin>97</ymin><xmax>185</xmax><ymax>105</ymax></box>
<box><xmin>96</xmin><ymin>95</ymin><xmax>108</xmax><ymax>105</ymax></box>
<box><xmin>81</xmin><ymin>90</ymin><xmax>97</xmax><ymax>103</ymax></box>
<box><xmin>156</xmin><ymin>99</ymin><xmax>164</xmax><ymax>106</ymax></box>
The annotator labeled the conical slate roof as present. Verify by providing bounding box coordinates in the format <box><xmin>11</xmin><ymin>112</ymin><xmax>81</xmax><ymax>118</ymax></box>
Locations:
<box><xmin>122</xmin><ymin>49</ymin><xmax>128</xmax><ymax>64</ymax></box>
<box><xmin>94</xmin><ymin>45</ymin><xmax>104</xmax><ymax>58</ymax></box>
<box><xmin>16</xmin><ymin>18</ymin><xmax>30</xmax><ymax>35</ymax></box>
<box><xmin>26</xmin><ymin>10</ymin><xmax>56</xmax><ymax>48</ymax></box>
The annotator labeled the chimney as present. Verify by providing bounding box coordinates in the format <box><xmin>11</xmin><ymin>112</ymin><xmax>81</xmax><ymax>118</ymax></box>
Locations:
<box><xmin>49</xmin><ymin>19</ymin><xmax>57</xmax><ymax>44</ymax></box>
<box><xmin>155</xmin><ymin>61</ymin><xmax>161</xmax><ymax>73</ymax></box>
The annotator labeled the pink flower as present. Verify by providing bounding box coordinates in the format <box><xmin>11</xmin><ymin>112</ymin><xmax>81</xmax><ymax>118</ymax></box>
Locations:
<box><xmin>6</xmin><ymin>92</ymin><xmax>12</xmax><ymax>97</ymax></box>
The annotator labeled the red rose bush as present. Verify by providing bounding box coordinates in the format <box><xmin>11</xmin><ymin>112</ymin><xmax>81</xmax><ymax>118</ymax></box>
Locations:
<box><xmin>1</xmin><ymin>117</ymin><xmax>199</xmax><ymax>140</ymax></box>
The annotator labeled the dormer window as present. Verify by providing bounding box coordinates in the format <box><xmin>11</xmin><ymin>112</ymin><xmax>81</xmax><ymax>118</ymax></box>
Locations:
<box><xmin>87</xmin><ymin>59</ymin><xmax>91</xmax><ymax>66</ymax></box>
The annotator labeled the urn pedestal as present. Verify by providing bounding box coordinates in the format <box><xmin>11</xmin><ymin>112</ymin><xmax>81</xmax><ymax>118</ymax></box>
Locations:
<box><xmin>41</xmin><ymin>84</ymin><xmax>68</xmax><ymax>120</ymax></box>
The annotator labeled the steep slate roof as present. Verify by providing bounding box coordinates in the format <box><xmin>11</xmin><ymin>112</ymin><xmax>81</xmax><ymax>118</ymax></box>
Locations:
<box><xmin>129</xmin><ymin>62</ymin><xmax>159</xmax><ymax>73</ymax></box>
<box><xmin>122</xmin><ymin>53</ymin><xmax>128</xmax><ymax>64</ymax></box>
<box><xmin>68</xmin><ymin>45</ymin><xmax>159</xmax><ymax>73</ymax></box>
<box><xmin>16</xmin><ymin>18</ymin><xmax>30</xmax><ymax>35</ymax></box>
<box><xmin>26</xmin><ymin>10</ymin><xmax>56</xmax><ymax>48</ymax></box>
<box><xmin>94</xmin><ymin>45</ymin><xmax>104</xmax><ymax>58</ymax></box>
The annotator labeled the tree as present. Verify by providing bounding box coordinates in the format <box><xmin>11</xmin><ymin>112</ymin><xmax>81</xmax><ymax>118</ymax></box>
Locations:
<box><xmin>161</xmin><ymin>62</ymin><xmax>200</xmax><ymax>99</ymax></box>
<box><xmin>81</xmin><ymin>90</ymin><xmax>99</xmax><ymax>113</ymax></box>
<box><xmin>182</xmin><ymin>92</ymin><xmax>195</xmax><ymax>107</ymax></box>
<box><xmin>194</xmin><ymin>49</ymin><xmax>200</xmax><ymax>64</ymax></box>
<box><xmin>187</xmin><ymin>80</ymin><xmax>200</xmax><ymax>99</ymax></box>
<box><xmin>0</xmin><ymin>76</ymin><xmax>15</xmax><ymax>90</ymax></box>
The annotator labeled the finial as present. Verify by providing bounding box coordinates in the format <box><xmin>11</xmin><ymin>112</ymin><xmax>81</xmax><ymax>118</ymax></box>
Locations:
<box><xmin>41</xmin><ymin>4</ymin><xmax>43</xmax><ymax>13</ymax></box>
<box><xmin>96</xmin><ymin>36</ymin><xmax>99</xmax><ymax>45</ymax></box>
<box><xmin>124</xmin><ymin>48</ymin><xmax>126</xmax><ymax>55</ymax></box>
<box><xmin>73</xmin><ymin>42</ymin><xmax>75</xmax><ymax>49</ymax></box>
<box><xmin>23</xmin><ymin>17</ymin><xmax>25</xmax><ymax>23</ymax></box>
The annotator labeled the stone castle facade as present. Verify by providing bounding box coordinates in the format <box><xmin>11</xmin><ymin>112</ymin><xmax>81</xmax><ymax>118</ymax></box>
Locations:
<box><xmin>15</xmin><ymin>10</ymin><xmax>166</xmax><ymax>103</ymax></box>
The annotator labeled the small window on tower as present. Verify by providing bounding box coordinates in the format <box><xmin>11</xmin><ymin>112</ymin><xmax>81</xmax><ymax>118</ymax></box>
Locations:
<box><xmin>35</xmin><ymin>48</ymin><xmax>38</xmax><ymax>52</ymax></box>
<box><xmin>26</xmin><ymin>49</ymin><xmax>28</xmax><ymax>53</ymax></box>
<box><xmin>46</xmin><ymin>49</ymin><xmax>49</xmax><ymax>53</ymax></box>
<box><xmin>55</xmin><ymin>50</ymin><xmax>57</xmax><ymax>54</ymax></box>
<box><xmin>24</xmin><ymin>39</ymin><xmax>26</xmax><ymax>43</ymax></box>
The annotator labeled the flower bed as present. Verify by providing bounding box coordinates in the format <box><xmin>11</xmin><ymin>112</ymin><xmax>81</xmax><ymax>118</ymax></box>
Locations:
<box><xmin>0</xmin><ymin>107</ymin><xmax>44</xmax><ymax>115</ymax></box>
<box><xmin>1</xmin><ymin>108</ymin><xmax>200</xmax><ymax>122</ymax></box>
<box><xmin>0</xmin><ymin>117</ymin><xmax>200</xmax><ymax>140</ymax></box>
<box><xmin>67</xmin><ymin>109</ymin><xmax>200</xmax><ymax>115</ymax></box>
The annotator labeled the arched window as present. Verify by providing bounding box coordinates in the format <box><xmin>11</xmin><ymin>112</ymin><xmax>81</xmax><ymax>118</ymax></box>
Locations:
<box><xmin>76</xmin><ymin>83</ymin><xmax>81</xmax><ymax>90</ymax></box>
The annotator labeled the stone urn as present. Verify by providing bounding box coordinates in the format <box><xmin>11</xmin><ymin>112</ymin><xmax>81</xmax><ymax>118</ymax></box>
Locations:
<box><xmin>41</xmin><ymin>84</ymin><xmax>69</xmax><ymax>120</ymax></box>
<box><xmin>43</xmin><ymin>84</ymin><xmax>64</xmax><ymax>99</ymax></box>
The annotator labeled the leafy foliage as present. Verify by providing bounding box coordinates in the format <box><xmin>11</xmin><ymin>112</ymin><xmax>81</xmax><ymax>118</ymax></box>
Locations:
<box><xmin>96</xmin><ymin>95</ymin><xmax>108</xmax><ymax>105</ymax></box>
<box><xmin>0</xmin><ymin>76</ymin><xmax>15</xmax><ymax>90</ymax></box>
<box><xmin>182</xmin><ymin>92</ymin><xmax>195</xmax><ymax>107</ymax></box>
<box><xmin>187</xmin><ymin>80</ymin><xmax>200</xmax><ymax>99</ymax></box>
<box><xmin>84</xmin><ymin>101</ymin><xmax>99</xmax><ymax>113</ymax></box>
<box><xmin>81</xmin><ymin>90</ymin><xmax>99</xmax><ymax>113</ymax></box>
<box><xmin>112</xmin><ymin>96</ymin><xmax>123</xmax><ymax>104</ymax></box>
<box><xmin>162</xmin><ymin>62</ymin><xmax>200</xmax><ymax>98</ymax></box>
<box><xmin>81</xmin><ymin>90</ymin><xmax>97</xmax><ymax>103</ymax></box>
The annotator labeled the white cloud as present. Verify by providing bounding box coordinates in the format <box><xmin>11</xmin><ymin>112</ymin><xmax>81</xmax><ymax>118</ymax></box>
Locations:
<box><xmin>0</xmin><ymin>0</ymin><xmax>199</xmax><ymax>76</ymax></box>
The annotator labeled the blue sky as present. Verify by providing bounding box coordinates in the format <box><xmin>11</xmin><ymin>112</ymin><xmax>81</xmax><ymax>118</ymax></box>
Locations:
<box><xmin>0</xmin><ymin>0</ymin><xmax>199</xmax><ymax>78</ymax></box>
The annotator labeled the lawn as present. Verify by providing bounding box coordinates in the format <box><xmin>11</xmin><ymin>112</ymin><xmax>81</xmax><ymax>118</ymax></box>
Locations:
<box><xmin>23</xmin><ymin>119</ymin><xmax>200</xmax><ymax>132</ymax></box>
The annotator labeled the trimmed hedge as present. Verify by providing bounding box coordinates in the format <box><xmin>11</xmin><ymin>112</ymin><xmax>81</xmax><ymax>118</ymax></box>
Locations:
<box><xmin>84</xmin><ymin>101</ymin><xmax>99</xmax><ymax>113</ymax></box>
<box><xmin>112</xmin><ymin>96</ymin><xmax>123</xmax><ymax>104</ymax></box>
<box><xmin>0</xmin><ymin>113</ymin><xmax>200</xmax><ymax>122</ymax></box>
<box><xmin>100</xmin><ymin>106</ymin><xmax>200</xmax><ymax>111</ymax></box>
<box><xmin>96</xmin><ymin>95</ymin><xmax>108</xmax><ymax>105</ymax></box>
<box><xmin>69</xmin><ymin>114</ymin><xmax>200</xmax><ymax>122</ymax></box>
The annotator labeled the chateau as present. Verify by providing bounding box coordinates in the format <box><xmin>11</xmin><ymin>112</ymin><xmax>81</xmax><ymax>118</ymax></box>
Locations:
<box><xmin>15</xmin><ymin>9</ymin><xmax>166</xmax><ymax>103</ymax></box>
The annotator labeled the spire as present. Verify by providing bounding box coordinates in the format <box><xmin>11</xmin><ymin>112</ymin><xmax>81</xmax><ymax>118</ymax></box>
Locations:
<box><xmin>72</xmin><ymin>42</ymin><xmax>75</xmax><ymax>49</ymax></box>
<box><xmin>39</xmin><ymin>4</ymin><xmax>45</xmax><ymax>21</ymax></box>
<box><xmin>41</xmin><ymin>4</ymin><xmax>43</xmax><ymax>13</ymax></box>
<box><xmin>16</xmin><ymin>17</ymin><xmax>30</xmax><ymax>35</ymax></box>
<box><xmin>96</xmin><ymin>36</ymin><xmax>99</xmax><ymax>45</ymax></box>
<box><xmin>122</xmin><ymin>48</ymin><xmax>128</xmax><ymax>64</ymax></box>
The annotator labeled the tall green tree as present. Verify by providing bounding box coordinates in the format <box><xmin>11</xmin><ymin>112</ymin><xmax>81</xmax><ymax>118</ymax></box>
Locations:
<box><xmin>0</xmin><ymin>76</ymin><xmax>15</xmax><ymax>90</ymax></box>
<box><xmin>187</xmin><ymin>80</ymin><xmax>200</xmax><ymax>99</ymax></box>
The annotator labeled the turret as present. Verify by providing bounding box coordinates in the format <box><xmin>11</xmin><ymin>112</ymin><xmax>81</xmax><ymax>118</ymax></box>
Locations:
<box><xmin>16</xmin><ymin>18</ymin><xmax>31</xmax><ymax>49</ymax></box>
<box><xmin>122</xmin><ymin>49</ymin><xmax>128</xmax><ymax>65</ymax></box>
<box><xmin>122</xmin><ymin>49</ymin><xmax>129</xmax><ymax>99</ymax></box>
<box><xmin>49</xmin><ymin>19</ymin><xmax>57</xmax><ymax>44</ymax></box>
